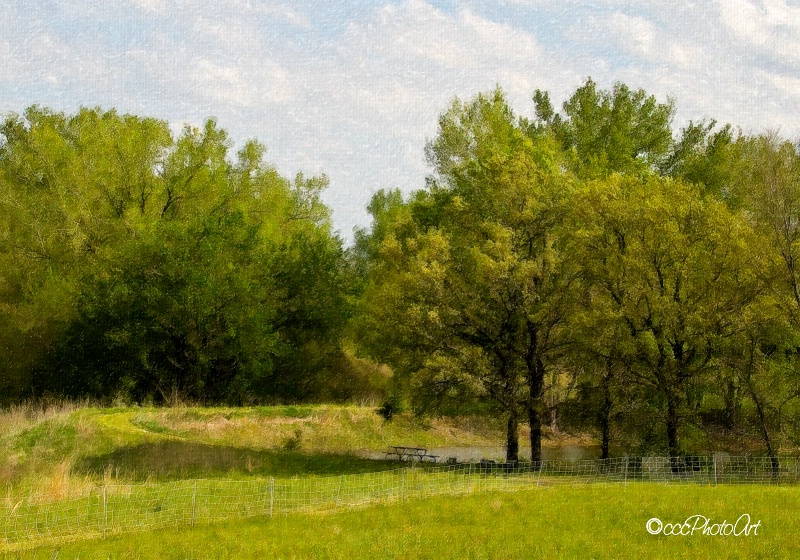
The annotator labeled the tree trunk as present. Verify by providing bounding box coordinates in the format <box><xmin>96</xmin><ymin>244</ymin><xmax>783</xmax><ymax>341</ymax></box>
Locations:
<box><xmin>525</xmin><ymin>321</ymin><xmax>545</xmax><ymax>464</ymax></box>
<box><xmin>752</xmin><ymin>391</ymin><xmax>779</xmax><ymax>478</ymax></box>
<box><xmin>600</xmin><ymin>383</ymin><xmax>612</xmax><ymax>460</ymax></box>
<box><xmin>722</xmin><ymin>378</ymin><xmax>739</xmax><ymax>432</ymax></box>
<box><xmin>506</xmin><ymin>412</ymin><xmax>519</xmax><ymax>463</ymax></box>
<box><xmin>528</xmin><ymin>403</ymin><xmax>542</xmax><ymax>463</ymax></box>
<box><xmin>666</xmin><ymin>392</ymin><xmax>681</xmax><ymax>473</ymax></box>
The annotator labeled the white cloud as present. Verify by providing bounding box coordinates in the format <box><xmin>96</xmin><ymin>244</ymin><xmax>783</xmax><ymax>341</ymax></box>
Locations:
<box><xmin>717</xmin><ymin>0</ymin><xmax>800</xmax><ymax>64</ymax></box>
<box><xmin>189</xmin><ymin>61</ymin><xmax>259</xmax><ymax>106</ymax></box>
<box><xmin>337</xmin><ymin>1</ymin><xmax>551</xmax><ymax>116</ymax></box>
<box><xmin>604</xmin><ymin>13</ymin><xmax>657</xmax><ymax>57</ymax></box>
<box><xmin>763</xmin><ymin>72</ymin><xmax>800</xmax><ymax>99</ymax></box>
<box><xmin>555</xmin><ymin>3</ymin><xmax>800</xmax><ymax>140</ymax></box>
<box><xmin>718</xmin><ymin>0</ymin><xmax>800</xmax><ymax>43</ymax></box>
<box><xmin>0</xmin><ymin>6</ymin><xmax>18</xmax><ymax>81</ymax></box>
<box><xmin>130</xmin><ymin>0</ymin><xmax>165</xmax><ymax>13</ymax></box>
<box><xmin>665</xmin><ymin>42</ymin><xmax>707</xmax><ymax>71</ymax></box>
<box><xmin>572</xmin><ymin>9</ymin><xmax>709</xmax><ymax>69</ymax></box>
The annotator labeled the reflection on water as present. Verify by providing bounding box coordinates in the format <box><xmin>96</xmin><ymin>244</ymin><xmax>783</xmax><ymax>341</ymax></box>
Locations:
<box><xmin>72</xmin><ymin>441</ymin><xmax>394</xmax><ymax>480</ymax></box>
<box><xmin>365</xmin><ymin>445</ymin><xmax>602</xmax><ymax>463</ymax></box>
<box><xmin>74</xmin><ymin>442</ymin><xmax>604</xmax><ymax>481</ymax></box>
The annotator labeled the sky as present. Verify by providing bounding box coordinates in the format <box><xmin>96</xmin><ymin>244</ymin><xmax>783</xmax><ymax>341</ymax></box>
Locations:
<box><xmin>2</xmin><ymin>0</ymin><xmax>800</xmax><ymax>242</ymax></box>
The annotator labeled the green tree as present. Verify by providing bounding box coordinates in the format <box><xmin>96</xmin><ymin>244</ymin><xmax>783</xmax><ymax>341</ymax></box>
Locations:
<box><xmin>572</xmin><ymin>175</ymin><xmax>762</xmax><ymax>461</ymax></box>
<box><xmin>717</xmin><ymin>302</ymin><xmax>800</xmax><ymax>475</ymax></box>
<box><xmin>530</xmin><ymin>78</ymin><xmax>675</xmax><ymax>178</ymax></box>
<box><xmin>352</xmin><ymin>188</ymin><xmax>413</xmax><ymax>282</ymax></box>
<box><xmin>563</xmin><ymin>303</ymin><xmax>640</xmax><ymax>459</ymax></box>
<box><xmin>266</xmin><ymin>228</ymin><xmax>356</xmax><ymax>401</ymax></box>
<box><xmin>660</xmin><ymin>120</ymin><xmax>748</xmax><ymax>207</ymax></box>
<box><xmin>739</xmin><ymin>134</ymin><xmax>800</xmax><ymax>320</ymax></box>
<box><xmin>725</xmin><ymin>133</ymin><xmax>800</xmax><ymax>463</ymax></box>
<box><xmin>0</xmin><ymin>107</ymin><xmax>350</xmax><ymax>404</ymax></box>
<box><xmin>358</xmin><ymin>89</ymin><xmax>577</xmax><ymax>461</ymax></box>
<box><xmin>0</xmin><ymin>106</ymin><xmax>175</xmax><ymax>400</ymax></box>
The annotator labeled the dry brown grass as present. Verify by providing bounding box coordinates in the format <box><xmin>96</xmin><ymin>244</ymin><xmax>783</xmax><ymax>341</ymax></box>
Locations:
<box><xmin>0</xmin><ymin>398</ymin><xmax>91</xmax><ymax>438</ymax></box>
<box><xmin>0</xmin><ymin>399</ymin><xmax>104</xmax><ymax>498</ymax></box>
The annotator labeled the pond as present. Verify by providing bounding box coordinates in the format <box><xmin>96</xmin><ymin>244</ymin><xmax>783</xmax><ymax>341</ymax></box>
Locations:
<box><xmin>365</xmin><ymin>444</ymin><xmax>602</xmax><ymax>463</ymax></box>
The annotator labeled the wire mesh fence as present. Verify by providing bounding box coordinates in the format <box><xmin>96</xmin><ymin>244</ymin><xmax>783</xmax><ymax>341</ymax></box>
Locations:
<box><xmin>3</xmin><ymin>454</ymin><xmax>799</xmax><ymax>551</ymax></box>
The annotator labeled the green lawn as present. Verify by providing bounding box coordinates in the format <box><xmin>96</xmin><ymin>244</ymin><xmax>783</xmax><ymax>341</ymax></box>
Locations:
<box><xmin>14</xmin><ymin>484</ymin><xmax>799</xmax><ymax>559</ymax></box>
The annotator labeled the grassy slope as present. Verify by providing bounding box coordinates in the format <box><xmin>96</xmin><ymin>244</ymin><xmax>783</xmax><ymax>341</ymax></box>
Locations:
<box><xmin>16</xmin><ymin>484</ymin><xmax>799</xmax><ymax>560</ymax></box>
<box><xmin>0</xmin><ymin>404</ymin><xmax>514</xmax><ymax>494</ymax></box>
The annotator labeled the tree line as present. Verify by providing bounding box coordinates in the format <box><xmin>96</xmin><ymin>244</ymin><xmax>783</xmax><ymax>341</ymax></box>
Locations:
<box><xmin>354</xmin><ymin>80</ymin><xmax>800</xmax><ymax>466</ymax></box>
<box><xmin>3</xmin><ymin>80</ymin><xmax>800</xmax><ymax>464</ymax></box>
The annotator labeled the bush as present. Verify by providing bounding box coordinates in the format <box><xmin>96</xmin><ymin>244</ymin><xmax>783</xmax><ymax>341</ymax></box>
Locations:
<box><xmin>376</xmin><ymin>396</ymin><xmax>403</xmax><ymax>421</ymax></box>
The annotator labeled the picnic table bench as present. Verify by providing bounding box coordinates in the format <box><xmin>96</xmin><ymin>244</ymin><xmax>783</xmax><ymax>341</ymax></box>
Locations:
<box><xmin>385</xmin><ymin>446</ymin><xmax>439</xmax><ymax>463</ymax></box>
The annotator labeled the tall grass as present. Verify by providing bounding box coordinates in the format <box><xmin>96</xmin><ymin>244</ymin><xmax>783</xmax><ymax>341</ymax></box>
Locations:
<box><xmin>0</xmin><ymin>399</ymin><xmax>93</xmax><ymax>437</ymax></box>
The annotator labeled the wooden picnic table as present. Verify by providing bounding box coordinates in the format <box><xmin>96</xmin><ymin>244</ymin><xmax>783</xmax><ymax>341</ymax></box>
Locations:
<box><xmin>385</xmin><ymin>446</ymin><xmax>439</xmax><ymax>463</ymax></box>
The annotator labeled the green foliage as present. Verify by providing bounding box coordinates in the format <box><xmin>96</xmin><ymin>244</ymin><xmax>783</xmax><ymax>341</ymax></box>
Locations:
<box><xmin>531</xmin><ymin>78</ymin><xmax>675</xmax><ymax>178</ymax></box>
<box><xmin>265</xmin><ymin>230</ymin><xmax>356</xmax><ymax>401</ymax></box>
<box><xmin>279</xmin><ymin>428</ymin><xmax>304</xmax><ymax>451</ymax></box>
<box><xmin>376</xmin><ymin>395</ymin><xmax>404</xmax><ymax>421</ymax></box>
<box><xmin>660</xmin><ymin>119</ymin><xmax>744</xmax><ymax>205</ymax></box>
<box><xmin>6</xmin><ymin>80</ymin><xmax>800</xmax><ymax>462</ymax></box>
<box><xmin>0</xmin><ymin>107</ymin><xmax>351</xmax><ymax>404</ymax></box>
<box><xmin>352</xmin><ymin>188</ymin><xmax>411</xmax><ymax>278</ymax></box>
<box><xmin>570</xmin><ymin>175</ymin><xmax>764</xmax><ymax>455</ymax></box>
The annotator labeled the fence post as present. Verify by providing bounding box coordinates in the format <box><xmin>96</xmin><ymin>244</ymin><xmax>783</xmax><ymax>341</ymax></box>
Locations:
<box><xmin>713</xmin><ymin>454</ymin><xmax>718</xmax><ymax>486</ymax></box>
<box><xmin>401</xmin><ymin>467</ymin><xmax>406</xmax><ymax>502</ymax></box>
<box><xmin>536</xmin><ymin>461</ymin><xmax>542</xmax><ymax>487</ymax></box>
<box><xmin>624</xmin><ymin>456</ymin><xmax>629</xmax><ymax>487</ymax></box>
<box><xmin>467</xmin><ymin>463</ymin><xmax>472</xmax><ymax>493</ymax></box>
<box><xmin>664</xmin><ymin>458</ymin><xmax>670</xmax><ymax>487</ymax></box>
<box><xmin>269</xmin><ymin>477</ymin><xmax>275</xmax><ymax>518</ymax></box>
<box><xmin>191</xmin><ymin>480</ymin><xmax>197</xmax><ymax>527</ymax></box>
<box><xmin>335</xmin><ymin>475</ymin><xmax>343</xmax><ymax>510</ymax></box>
<box><xmin>102</xmin><ymin>485</ymin><xmax>107</xmax><ymax>538</ymax></box>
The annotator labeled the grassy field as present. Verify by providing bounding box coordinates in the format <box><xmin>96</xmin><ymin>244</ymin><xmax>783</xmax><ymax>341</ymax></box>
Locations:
<box><xmin>12</xmin><ymin>483</ymin><xmax>799</xmax><ymax>559</ymax></box>
<box><xmin>3</xmin><ymin>403</ymin><xmax>798</xmax><ymax>558</ymax></box>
